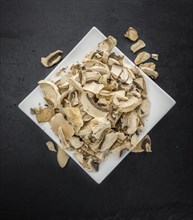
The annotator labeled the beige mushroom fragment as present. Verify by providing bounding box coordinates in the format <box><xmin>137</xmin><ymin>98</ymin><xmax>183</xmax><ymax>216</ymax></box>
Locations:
<box><xmin>46</xmin><ymin>141</ymin><xmax>57</xmax><ymax>152</ymax></box>
<box><xmin>38</xmin><ymin>80</ymin><xmax>61</xmax><ymax>108</ymax></box>
<box><xmin>139</xmin><ymin>62</ymin><xmax>156</xmax><ymax>70</ymax></box>
<box><xmin>124</xmin><ymin>27</ymin><xmax>139</xmax><ymax>41</ymax></box>
<box><xmin>80</xmin><ymin>92</ymin><xmax>109</xmax><ymax>118</ymax></box>
<box><xmin>35</xmin><ymin>107</ymin><xmax>55</xmax><ymax>123</ymax></box>
<box><xmin>63</xmin><ymin>107</ymin><xmax>83</xmax><ymax>133</ymax></box>
<box><xmin>151</xmin><ymin>53</ymin><xmax>159</xmax><ymax>61</ymax></box>
<box><xmin>41</xmin><ymin>50</ymin><xmax>63</xmax><ymax>67</ymax></box>
<box><xmin>83</xmin><ymin>82</ymin><xmax>104</xmax><ymax>94</ymax></box>
<box><xmin>50</xmin><ymin>113</ymin><xmax>74</xmax><ymax>140</ymax></box>
<box><xmin>98</xmin><ymin>36</ymin><xmax>117</xmax><ymax>52</ymax></box>
<box><xmin>134</xmin><ymin>52</ymin><xmax>151</xmax><ymax>65</ymax></box>
<box><xmin>131</xmin><ymin>135</ymin><xmax>152</xmax><ymax>153</ymax></box>
<box><xmin>140</xmin><ymin>67</ymin><xmax>159</xmax><ymax>79</ymax></box>
<box><xmin>131</xmin><ymin>40</ymin><xmax>146</xmax><ymax>53</ymax></box>
<box><xmin>57</xmin><ymin>146</ymin><xmax>69</xmax><ymax>168</ymax></box>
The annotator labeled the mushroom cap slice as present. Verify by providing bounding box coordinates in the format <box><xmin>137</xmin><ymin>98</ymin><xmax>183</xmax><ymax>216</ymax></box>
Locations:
<box><xmin>140</xmin><ymin>99</ymin><xmax>151</xmax><ymax>117</ymax></box>
<box><xmin>139</xmin><ymin>62</ymin><xmax>156</xmax><ymax>70</ymax></box>
<box><xmin>111</xmin><ymin>64</ymin><xmax>123</xmax><ymax>79</ymax></box>
<box><xmin>68</xmin><ymin>136</ymin><xmax>83</xmax><ymax>149</ymax></box>
<box><xmin>85</xmin><ymin>71</ymin><xmax>101</xmax><ymax>82</ymax></box>
<box><xmin>50</xmin><ymin>113</ymin><xmax>74</xmax><ymax>140</ymax></box>
<box><xmin>124</xmin><ymin>27</ymin><xmax>139</xmax><ymax>41</ymax></box>
<box><xmin>83</xmin><ymin>82</ymin><xmax>104</xmax><ymax>94</ymax></box>
<box><xmin>134</xmin><ymin>77</ymin><xmax>144</xmax><ymax>89</ymax></box>
<box><xmin>140</xmin><ymin>67</ymin><xmax>159</xmax><ymax>79</ymax></box>
<box><xmin>80</xmin><ymin>92</ymin><xmax>108</xmax><ymax>118</ymax></box>
<box><xmin>108</xmin><ymin>58</ymin><xmax>120</xmax><ymax>66</ymax></box>
<box><xmin>63</xmin><ymin>107</ymin><xmax>83</xmax><ymax>133</ymax></box>
<box><xmin>35</xmin><ymin>107</ymin><xmax>55</xmax><ymax>123</ymax></box>
<box><xmin>131</xmin><ymin>40</ymin><xmax>146</xmax><ymax>53</ymax></box>
<box><xmin>46</xmin><ymin>141</ymin><xmax>57</xmax><ymax>152</ymax></box>
<box><xmin>151</xmin><ymin>53</ymin><xmax>159</xmax><ymax>61</ymax></box>
<box><xmin>134</xmin><ymin>52</ymin><xmax>150</xmax><ymax>65</ymax></box>
<box><xmin>117</xmin><ymin>97</ymin><xmax>142</xmax><ymax>113</ymax></box>
<box><xmin>41</xmin><ymin>50</ymin><xmax>63</xmax><ymax>67</ymax></box>
<box><xmin>100</xmin><ymin>132</ymin><xmax>118</xmax><ymax>151</ymax></box>
<box><xmin>98</xmin><ymin>36</ymin><xmax>117</xmax><ymax>52</ymax></box>
<box><xmin>58</xmin><ymin>126</ymin><xmax>70</xmax><ymax>150</ymax></box>
<box><xmin>87</xmin><ymin>158</ymin><xmax>99</xmax><ymax>172</ymax></box>
<box><xmin>38</xmin><ymin>80</ymin><xmax>61</xmax><ymax>108</ymax></box>
<box><xmin>74</xmin><ymin>152</ymin><xmax>84</xmax><ymax>164</ymax></box>
<box><xmin>126</xmin><ymin>111</ymin><xmax>139</xmax><ymax>135</ymax></box>
<box><xmin>57</xmin><ymin>146</ymin><xmax>69</xmax><ymax>168</ymax></box>
<box><xmin>89</xmin><ymin>65</ymin><xmax>110</xmax><ymax>75</ymax></box>
<box><xmin>131</xmin><ymin>133</ymin><xmax>138</xmax><ymax>147</ymax></box>
<box><xmin>131</xmin><ymin>135</ymin><xmax>151</xmax><ymax>153</ymax></box>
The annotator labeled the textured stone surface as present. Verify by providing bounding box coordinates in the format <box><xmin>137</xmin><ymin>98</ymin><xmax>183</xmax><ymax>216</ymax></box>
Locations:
<box><xmin>0</xmin><ymin>0</ymin><xmax>192</xmax><ymax>219</ymax></box>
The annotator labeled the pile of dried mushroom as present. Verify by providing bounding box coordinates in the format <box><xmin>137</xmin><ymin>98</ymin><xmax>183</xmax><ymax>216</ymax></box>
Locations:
<box><xmin>33</xmin><ymin>31</ymin><xmax>155</xmax><ymax>171</ymax></box>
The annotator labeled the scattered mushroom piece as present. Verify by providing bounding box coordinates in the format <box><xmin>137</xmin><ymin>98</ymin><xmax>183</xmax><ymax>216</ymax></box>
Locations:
<box><xmin>41</xmin><ymin>50</ymin><xmax>63</xmax><ymax>67</ymax></box>
<box><xmin>58</xmin><ymin>126</ymin><xmax>70</xmax><ymax>150</ymax></box>
<box><xmin>100</xmin><ymin>132</ymin><xmax>118</xmax><ymax>151</ymax></box>
<box><xmin>38</xmin><ymin>80</ymin><xmax>61</xmax><ymax>108</ymax></box>
<box><xmin>139</xmin><ymin>62</ymin><xmax>156</xmax><ymax>70</ymax></box>
<box><xmin>50</xmin><ymin>113</ymin><xmax>74</xmax><ymax>140</ymax></box>
<box><xmin>131</xmin><ymin>133</ymin><xmax>138</xmax><ymax>147</ymax></box>
<box><xmin>111</xmin><ymin>64</ymin><xmax>123</xmax><ymax>79</ymax></box>
<box><xmin>140</xmin><ymin>66</ymin><xmax>159</xmax><ymax>79</ymax></box>
<box><xmin>68</xmin><ymin>136</ymin><xmax>83</xmax><ymax>149</ymax></box>
<box><xmin>131</xmin><ymin>40</ymin><xmax>146</xmax><ymax>53</ymax></box>
<box><xmin>80</xmin><ymin>92</ymin><xmax>109</xmax><ymax>118</ymax></box>
<box><xmin>126</xmin><ymin>111</ymin><xmax>139</xmax><ymax>135</ymax></box>
<box><xmin>134</xmin><ymin>52</ymin><xmax>151</xmax><ymax>65</ymax></box>
<box><xmin>63</xmin><ymin>107</ymin><xmax>83</xmax><ymax>133</ymax></box>
<box><xmin>46</xmin><ymin>141</ymin><xmax>57</xmax><ymax>152</ymax></box>
<box><xmin>85</xmin><ymin>71</ymin><xmax>101</xmax><ymax>82</ymax></box>
<box><xmin>118</xmin><ymin>97</ymin><xmax>142</xmax><ymax>113</ymax></box>
<box><xmin>57</xmin><ymin>146</ymin><xmax>69</xmax><ymax>168</ymax></box>
<box><xmin>140</xmin><ymin>99</ymin><xmax>151</xmax><ymax>117</ymax></box>
<box><xmin>83</xmin><ymin>82</ymin><xmax>104</xmax><ymax>94</ymax></box>
<box><xmin>124</xmin><ymin>27</ymin><xmax>139</xmax><ymax>41</ymax></box>
<box><xmin>151</xmin><ymin>53</ymin><xmax>159</xmax><ymax>61</ymax></box>
<box><xmin>74</xmin><ymin>152</ymin><xmax>84</xmax><ymax>164</ymax></box>
<box><xmin>131</xmin><ymin>135</ymin><xmax>152</xmax><ymax>153</ymax></box>
<box><xmin>98</xmin><ymin>36</ymin><xmax>117</xmax><ymax>52</ymax></box>
<box><xmin>35</xmin><ymin>107</ymin><xmax>55</xmax><ymax>123</ymax></box>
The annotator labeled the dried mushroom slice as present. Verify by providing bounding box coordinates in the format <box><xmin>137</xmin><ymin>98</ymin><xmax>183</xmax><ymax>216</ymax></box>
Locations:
<box><xmin>83</xmin><ymin>82</ymin><xmax>104</xmax><ymax>94</ymax></box>
<box><xmin>134</xmin><ymin>52</ymin><xmax>150</xmax><ymax>65</ymax></box>
<box><xmin>151</xmin><ymin>53</ymin><xmax>159</xmax><ymax>61</ymax></box>
<box><xmin>140</xmin><ymin>67</ymin><xmax>159</xmax><ymax>79</ymax></box>
<box><xmin>126</xmin><ymin>111</ymin><xmax>139</xmax><ymax>135</ymax></box>
<box><xmin>124</xmin><ymin>27</ymin><xmax>139</xmax><ymax>41</ymax></box>
<box><xmin>38</xmin><ymin>80</ymin><xmax>61</xmax><ymax>108</ymax></box>
<box><xmin>57</xmin><ymin>146</ymin><xmax>69</xmax><ymax>168</ymax></box>
<box><xmin>46</xmin><ymin>141</ymin><xmax>57</xmax><ymax>152</ymax></box>
<box><xmin>35</xmin><ymin>107</ymin><xmax>55</xmax><ymax>123</ymax></box>
<box><xmin>63</xmin><ymin>107</ymin><xmax>83</xmax><ymax>133</ymax></box>
<box><xmin>98</xmin><ymin>36</ymin><xmax>117</xmax><ymax>52</ymax></box>
<box><xmin>50</xmin><ymin>113</ymin><xmax>74</xmax><ymax>140</ymax></box>
<box><xmin>41</xmin><ymin>50</ymin><xmax>63</xmax><ymax>67</ymax></box>
<box><xmin>131</xmin><ymin>135</ymin><xmax>152</xmax><ymax>153</ymax></box>
<box><xmin>80</xmin><ymin>92</ymin><xmax>109</xmax><ymax>118</ymax></box>
<box><xmin>131</xmin><ymin>40</ymin><xmax>146</xmax><ymax>53</ymax></box>
<box><xmin>139</xmin><ymin>62</ymin><xmax>156</xmax><ymax>70</ymax></box>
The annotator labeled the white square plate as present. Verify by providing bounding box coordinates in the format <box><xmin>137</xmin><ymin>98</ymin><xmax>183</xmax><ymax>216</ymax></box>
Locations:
<box><xmin>18</xmin><ymin>27</ymin><xmax>176</xmax><ymax>184</ymax></box>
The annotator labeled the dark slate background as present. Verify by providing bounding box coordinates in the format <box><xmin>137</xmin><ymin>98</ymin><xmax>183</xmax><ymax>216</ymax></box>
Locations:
<box><xmin>0</xmin><ymin>0</ymin><xmax>192</xmax><ymax>219</ymax></box>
